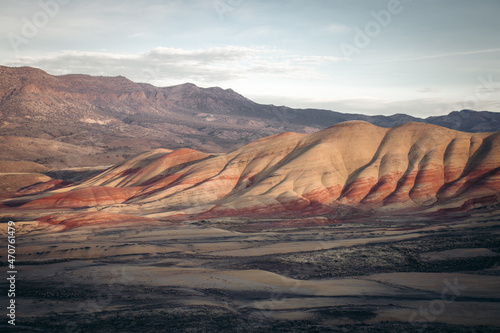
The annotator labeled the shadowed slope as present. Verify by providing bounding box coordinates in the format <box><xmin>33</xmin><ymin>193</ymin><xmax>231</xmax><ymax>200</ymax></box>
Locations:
<box><xmin>2</xmin><ymin>122</ymin><xmax>499</xmax><ymax>226</ymax></box>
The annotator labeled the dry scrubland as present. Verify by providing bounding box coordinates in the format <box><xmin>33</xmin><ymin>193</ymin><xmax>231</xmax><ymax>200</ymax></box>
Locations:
<box><xmin>1</xmin><ymin>210</ymin><xmax>499</xmax><ymax>332</ymax></box>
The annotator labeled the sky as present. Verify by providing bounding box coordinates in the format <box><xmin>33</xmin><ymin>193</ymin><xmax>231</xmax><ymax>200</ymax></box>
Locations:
<box><xmin>1</xmin><ymin>0</ymin><xmax>500</xmax><ymax>117</ymax></box>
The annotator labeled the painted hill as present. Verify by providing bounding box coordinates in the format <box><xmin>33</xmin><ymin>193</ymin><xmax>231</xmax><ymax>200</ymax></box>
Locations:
<box><xmin>2</xmin><ymin>122</ymin><xmax>498</xmax><ymax>229</ymax></box>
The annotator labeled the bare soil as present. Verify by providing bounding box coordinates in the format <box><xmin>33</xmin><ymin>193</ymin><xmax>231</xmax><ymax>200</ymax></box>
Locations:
<box><xmin>0</xmin><ymin>211</ymin><xmax>499</xmax><ymax>332</ymax></box>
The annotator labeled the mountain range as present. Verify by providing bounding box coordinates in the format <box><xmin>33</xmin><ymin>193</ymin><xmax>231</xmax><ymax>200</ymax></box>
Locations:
<box><xmin>1</xmin><ymin>65</ymin><xmax>499</xmax><ymax>170</ymax></box>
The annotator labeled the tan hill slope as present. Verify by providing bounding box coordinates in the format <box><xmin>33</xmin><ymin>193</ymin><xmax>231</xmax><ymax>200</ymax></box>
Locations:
<box><xmin>1</xmin><ymin>122</ymin><xmax>499</xmax><ymax>228</ymax></box>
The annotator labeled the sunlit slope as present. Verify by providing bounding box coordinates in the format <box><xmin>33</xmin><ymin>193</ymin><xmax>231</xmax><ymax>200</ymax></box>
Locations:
<box><xmin>12</xmin><ymin>121</ymin><xmax>500</xmax><ymax>221</ymax></box>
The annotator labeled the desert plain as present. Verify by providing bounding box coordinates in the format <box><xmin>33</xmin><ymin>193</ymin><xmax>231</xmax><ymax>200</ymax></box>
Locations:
<box><xmin>1</xmin><ymin>207</ymin><xmax>499</xmax><ymax>332</ymax></box>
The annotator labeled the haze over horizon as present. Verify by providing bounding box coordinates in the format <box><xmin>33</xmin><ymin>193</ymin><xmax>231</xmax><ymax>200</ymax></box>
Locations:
<box><xmin>1</xmin><ymin>0</ymin><xmax>500</xmax><ymax>117</ymax></box>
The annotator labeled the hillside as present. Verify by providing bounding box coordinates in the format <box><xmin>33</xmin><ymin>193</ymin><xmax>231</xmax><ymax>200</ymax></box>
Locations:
<box><xmin>2</xmin><ymin>121</ymin><xmax>498</xmax><ymax>229</ymax></box>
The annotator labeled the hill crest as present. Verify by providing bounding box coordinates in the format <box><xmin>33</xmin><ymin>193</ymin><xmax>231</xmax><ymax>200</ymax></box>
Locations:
<box><xmin>2</xmin><ymin>121</ymin><xmax>498</xmax><ymax>229</ymax></box>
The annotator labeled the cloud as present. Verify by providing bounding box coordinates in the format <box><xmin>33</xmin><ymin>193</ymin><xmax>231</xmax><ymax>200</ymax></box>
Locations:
<box><xmin>382</xmin><ymin>48</ymin><xmax>500</xmax><ymax>63</ymax></box>
<box><xmin>295</xmin><ymin>55</ymin><xmax>346</xmax><ymax>64</ymax></box>
<box><xmin>5</xmin><ymin>46</ymin><xmax>347</xmax><ymax>86</ymax></box>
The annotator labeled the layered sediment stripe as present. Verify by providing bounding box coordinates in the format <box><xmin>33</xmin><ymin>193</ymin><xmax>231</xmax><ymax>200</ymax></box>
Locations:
<box><xmin>11</xmin><ymin>122</ymin><xmax>499</xmax><ymax>224</ymax></box>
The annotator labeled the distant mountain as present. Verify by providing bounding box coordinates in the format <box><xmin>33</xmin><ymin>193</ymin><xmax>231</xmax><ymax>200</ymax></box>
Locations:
<box><xmin>3</xmin><ymin>122</ymin><xmax>499</xmax><ymax>229</ymax></box>
<box><xmin>1</xmin><ymin>65</ymin><xmax>499</xmax><ymax>168</ymax></box>
<box><xmin>425</xmin><ymin>109</ymin><xmax>500</xmax><ymax>132</ymax></box>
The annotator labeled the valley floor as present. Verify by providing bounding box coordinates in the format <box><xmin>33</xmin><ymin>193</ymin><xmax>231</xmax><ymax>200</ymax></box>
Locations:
<box><xmin>1</xmin><ymin>210</ymin><xmax>500</xmax><ymax>332</ymax></box>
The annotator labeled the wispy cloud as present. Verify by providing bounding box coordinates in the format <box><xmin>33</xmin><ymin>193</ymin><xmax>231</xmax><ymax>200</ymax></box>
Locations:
<box><xmin>380</xmin><ymin>48</ymin><xmax>500</xmax><ymax>63</ymax></box>
<box><xmin>5</xmin><ymin>46</ymin><xmax>345</xmax><ymax>86</ymax></box>
<box><xmin>295</xmin><ymin>55</ymin><xmax>346</xmax><ymax>64</ymax></box>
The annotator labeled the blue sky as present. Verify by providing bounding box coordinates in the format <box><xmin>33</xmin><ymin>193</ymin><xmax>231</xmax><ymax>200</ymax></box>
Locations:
<box><xmin>1</xmin><ymin>0</ymin><xmax>500</xmax><ymax>117</ymax></box>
